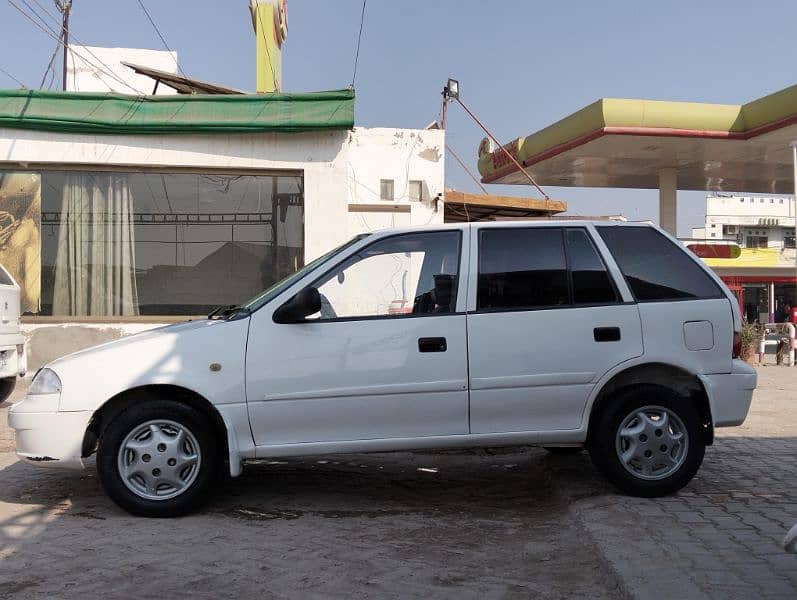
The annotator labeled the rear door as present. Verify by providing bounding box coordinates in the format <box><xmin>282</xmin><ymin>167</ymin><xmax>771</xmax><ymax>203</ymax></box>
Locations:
<box><xmin>466</xmin><ymin>225</ymin><xmax>643</xmax><ymax>434</ymax></box>
<box><xmin>596</xmin><ymin>225</ymin><xmax>734</xmax><ymax>375</ymax></box>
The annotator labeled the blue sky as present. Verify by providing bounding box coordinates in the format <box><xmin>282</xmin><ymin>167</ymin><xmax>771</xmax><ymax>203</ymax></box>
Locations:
<box><xmin>1</xmin><ymin>0</ymin><xmax>796</xmax><ymax>235</ymax></box>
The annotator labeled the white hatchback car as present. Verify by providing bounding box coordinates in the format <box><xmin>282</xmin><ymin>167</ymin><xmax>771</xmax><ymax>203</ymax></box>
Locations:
<box><xmin>10</xmin><ymin>221</ymin><xmax>756</xmax><ymax>516</ymax></box>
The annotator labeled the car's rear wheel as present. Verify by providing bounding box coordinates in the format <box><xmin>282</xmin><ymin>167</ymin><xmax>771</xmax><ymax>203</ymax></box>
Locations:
<box><xmin>588</xmin><ymin>384</ymin><xmax>705</xmax><ymax>497</ymax></box>
<box><xmin>97</xmin><ymin>400</ymin><xmax>218</xmax><ymax>517</ymax></box>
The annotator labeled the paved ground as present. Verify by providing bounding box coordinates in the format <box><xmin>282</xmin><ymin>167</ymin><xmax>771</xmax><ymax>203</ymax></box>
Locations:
<box><xmin>0</xmin><ymin>367</ymin><xmax>794</xmax><ymax>599</ymax></box>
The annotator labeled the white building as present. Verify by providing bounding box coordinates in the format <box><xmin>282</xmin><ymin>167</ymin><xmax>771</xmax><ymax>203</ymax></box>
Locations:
<box><xmin>66</xmin><ymin>45</ymin><xmax>180</xmax><ymax>95</ymax></box>
<box><xmin>688</xmin><ymin>193</ymin><xmax>796</xmax><ymax>324</ymax></box>
<box><xmin>691</xmin><ymin>193</ymin><xmax>796</xmax><ymax>250</ymax></box>
<box><xmin>0</xmin><ymin>87</ymin><xmax>448</xmax><ymax>366</ymax></box>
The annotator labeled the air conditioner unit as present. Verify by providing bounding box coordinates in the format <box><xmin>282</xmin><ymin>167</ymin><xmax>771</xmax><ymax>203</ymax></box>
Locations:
<box><xmin>723</xmin><ymin>225</ymin><xmax>737</xmax><ymax>235</ymax></box>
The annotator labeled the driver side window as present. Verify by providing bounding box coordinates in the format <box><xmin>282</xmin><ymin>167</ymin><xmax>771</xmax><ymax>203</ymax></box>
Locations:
<box><xmin>313</xmin><ymin>231</ymin><xmax>461</xmax><ymax>320</ymax></box>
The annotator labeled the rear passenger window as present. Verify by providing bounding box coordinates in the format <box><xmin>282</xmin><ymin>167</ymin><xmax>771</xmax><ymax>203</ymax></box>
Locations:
<box><xmin>566</xmin><ymin>229</ymin><xmax>617</xmax><ymax>304</ymax></box>
<box><xmin>478</xmin><ymin>228</ymin><xmax>568</xmax><ymax>310</ymax></box>
<box><xmin>597</xmin><ymin>226</ymin><xmax>722</xmax><ymax>301</ymax></box>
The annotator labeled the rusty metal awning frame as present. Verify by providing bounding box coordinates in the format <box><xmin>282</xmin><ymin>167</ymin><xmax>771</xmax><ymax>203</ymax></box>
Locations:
<box><xmin>122</xmin><ymin>62</ymin><xmax>245</xmax><ymax>95</ymax></box>
<box><xmin>443</xmin><ymin>189</ymin><xmax>566</xmax><ymax>222</ymax></box>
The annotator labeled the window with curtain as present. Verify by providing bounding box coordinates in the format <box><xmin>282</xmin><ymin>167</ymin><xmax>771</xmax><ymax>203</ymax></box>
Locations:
<box><xmin>35</xmin><ymin>170</ymin><xmax>304</xmax><ymax>316</ymax></box>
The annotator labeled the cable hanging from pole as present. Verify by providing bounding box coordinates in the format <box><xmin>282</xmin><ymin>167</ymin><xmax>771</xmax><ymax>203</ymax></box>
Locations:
<box><xmin>135</xmin><ymin>0</ymin><xmax>185</xmax><ymax>77</ymax></box>
<box><xmin>446</xmin><ymin>143</ymin><xmax>489</xmax><ymax>195</ymax></box>
<box><xmin>350</xmin><ymin>0</ymin><xmax>367</xmax><ymax>89</ymax></box>
<box><xmin>0</xmin><ymin>64</ymin><xmax>26</xmax><ymax>88</ymax></box>
<box><xmin>442</xmin><ymin>78</ymin><xmax>550</xmax><ymax>203</ymax></box>
<box><xmin>10</xmin><ymin>0</ymin><xmax>143</xmax><ymax>93</ymax></box>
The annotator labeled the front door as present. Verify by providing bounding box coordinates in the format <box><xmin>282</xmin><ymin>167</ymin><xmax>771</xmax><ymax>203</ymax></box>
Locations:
<box><xmin>466</xmin><ymin>225</ymin><xmax>643</xmax><ymax>433</ymax></box>
<box><xmin>245</xmin><ymin>229</ymin><xmax>469</xmax><ymax>446</ymax></box>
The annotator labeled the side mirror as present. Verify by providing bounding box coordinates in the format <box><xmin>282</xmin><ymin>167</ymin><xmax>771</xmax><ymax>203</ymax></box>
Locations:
<box><xmin>273</xmin><ymin>287</ymin><xmax>322</xmax><ymax>324</ymax></box>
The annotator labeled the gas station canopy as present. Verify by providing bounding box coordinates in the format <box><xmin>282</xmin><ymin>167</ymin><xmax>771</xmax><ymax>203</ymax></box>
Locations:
<box><xmin>478</xmin><ymin>84</ymin><xmax>797</xmax><ymax>194</ymax></box>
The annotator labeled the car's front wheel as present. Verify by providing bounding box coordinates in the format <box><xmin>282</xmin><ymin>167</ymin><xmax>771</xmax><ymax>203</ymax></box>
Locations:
<box><xmin>97</xmin><ymin>400</ymin><xmax>219</xmax><ymax>517</ymax></box>
<box><xmin>588</xmin><ymin>384</ymin><xmax>705</xmax><ymax>497</ymax></box>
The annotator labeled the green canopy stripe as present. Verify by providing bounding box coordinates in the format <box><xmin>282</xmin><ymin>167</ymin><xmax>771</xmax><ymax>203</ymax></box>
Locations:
<box><xmin>0</xmin><ymin>88</ymin><xmax>355</xmax><ymax>134</ymax></box>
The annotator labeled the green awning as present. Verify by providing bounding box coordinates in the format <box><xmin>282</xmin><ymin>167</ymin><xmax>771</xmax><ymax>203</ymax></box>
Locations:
<box><xmin>0</xmin><ymin>88</ymin><xmax>354</xmax><ymax>135</ymax></box>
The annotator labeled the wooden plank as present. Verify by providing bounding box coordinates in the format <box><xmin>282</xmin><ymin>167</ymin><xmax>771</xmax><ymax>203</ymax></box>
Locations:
<box><xmin>348</xmin><ymin>203</ymin><xmax>411</xmax><ymax>213</ymax></box>
<box><xmin>444</xmin><ymin>189</ymin><xmax>566</xmax><ymax>213</ymax></box>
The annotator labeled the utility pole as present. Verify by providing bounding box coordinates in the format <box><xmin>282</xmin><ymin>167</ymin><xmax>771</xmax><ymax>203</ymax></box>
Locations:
<box><xmin>56</xmin><ymin>0</ymin><xmax>73</xmax><ymax>91</ymax></box>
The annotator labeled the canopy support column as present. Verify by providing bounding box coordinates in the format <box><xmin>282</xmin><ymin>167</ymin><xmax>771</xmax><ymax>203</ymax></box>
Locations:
<box><xmin>658</xmin><ymin>168</ymin><xmax>677</xmax><ymax>235</ymax></box>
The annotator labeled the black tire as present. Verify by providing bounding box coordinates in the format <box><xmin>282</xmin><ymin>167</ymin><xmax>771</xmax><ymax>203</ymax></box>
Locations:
<box><xmin>543</xmin><ymin>446</ymin><xmax>583</xmax><ymax>454</ymax></box>
<box><xmin>587</xmin><ymin>384</ymin><xmax>705</xmax><ymax>498</ymax></box>
<box><xmin>0</xmin><ymin>376</ymin><xmax>15</xmax><ymax>403</ymax></box>
<box><xmin>97</xmin><ymin>400</ymin><xmax>219</xmax><ymax>517</ymax></box>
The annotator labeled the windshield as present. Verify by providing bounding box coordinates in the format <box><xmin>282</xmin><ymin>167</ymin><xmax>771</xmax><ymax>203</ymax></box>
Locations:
<box><xmin>242</xmin><ymin>234</ymin><xmax>370</xmax><ymax>312</ymax></box>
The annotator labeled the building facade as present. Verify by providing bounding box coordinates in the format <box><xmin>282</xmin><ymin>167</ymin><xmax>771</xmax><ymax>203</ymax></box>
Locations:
<box><xmin>0</xmin><ymin>90</ymin><xmax>445</xmax><ymax>367</ymax></box>
<box><xmin>689</xmin><ymin>194</ymin><xmax>796</xmax><ymax>324</ymax></box>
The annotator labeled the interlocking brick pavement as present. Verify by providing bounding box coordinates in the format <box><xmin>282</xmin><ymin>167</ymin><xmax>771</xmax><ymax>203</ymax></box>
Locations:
<box><xmin>549</xmin><ymin>366</ymin><xmax>797</xmax><ymax>599</ymax></box>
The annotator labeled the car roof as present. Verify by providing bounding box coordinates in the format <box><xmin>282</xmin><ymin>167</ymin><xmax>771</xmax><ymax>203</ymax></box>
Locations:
<box><xmin>364</xmin><ymin>219</ymin><xmax>655</xmax><ymax>238</ymax></box>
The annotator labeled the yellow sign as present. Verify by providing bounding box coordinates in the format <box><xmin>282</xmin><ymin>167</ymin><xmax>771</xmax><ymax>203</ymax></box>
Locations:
<box><xmin>702</xmin><ymin>247</ymin><xmax>796</xmax><ymax>269</ymax></box>
<box><xmin>250</xmin><ymin>0</ymin><xmax>288</xmax><ymax>93</ymax></box>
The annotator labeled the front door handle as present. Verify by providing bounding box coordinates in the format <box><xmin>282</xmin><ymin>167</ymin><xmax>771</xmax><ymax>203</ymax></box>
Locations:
<box><xmin>594</xmin><ymin>327</ymin><xmax>621</xmax><ymax>342</ymax></box>
<box><xmin>418</xmin><ymin>337</ymin><xmax>447</xmax><ymax>352</ymax></box>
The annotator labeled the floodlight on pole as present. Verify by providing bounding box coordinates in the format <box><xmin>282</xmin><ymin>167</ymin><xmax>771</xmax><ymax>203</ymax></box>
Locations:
<box><xmin>444</xmin><ymin>78</ymin><xmax>459</xmax><ymax>100</ymax></box>
<box><xmin>442</xmin><ymin>77</ymin><xmax>550</xmax><ymax>200</ymax></box>
<box><xmin>440</xmin><ymin>78</ymin><xmax>459</xmax><ymax>128</ymax></box>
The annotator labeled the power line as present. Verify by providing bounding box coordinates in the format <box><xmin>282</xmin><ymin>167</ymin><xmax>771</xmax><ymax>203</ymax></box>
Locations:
<box><xmin>27</xmin><ymin>0</ymin><xmax>138</xmax><ymax>92</ymax></box>
<box><xmin>446</xmin><ymin>143</ymin><xmax>489</xmax><ymax>194</ymax></box>
<box><xmin>8</xmin><ymin>0</ymin><xmax>143</xmax><ymax>93</ymax></box>
<box><xmin>39</xmin><ymin>35</ymin><xmax>61</xmax><ymax>89</ymax></box>
<box><xmin>0</xmin><ymin>65</ymin><xmax>26</xmax><ymax>88</ymax></box>
<box><xmin>134</xmin><ymin>0</ymin><xmax>185</xmax><ymax>77</ymax></box>
<box><xmin>350</xmin><ymin>0</ymin><xmax>366</xmax><ymax>89</ymax></box>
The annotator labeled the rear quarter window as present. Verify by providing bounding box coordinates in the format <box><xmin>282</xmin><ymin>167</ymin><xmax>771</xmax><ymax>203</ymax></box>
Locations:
<box><xmin>0</xmin><ymin>266</ymin><xmax>13</xmax><ymax>286</ymax></box>
<box><xmin>597</xmin><ymin>226</ymin><xmax>722</xmax><ymax>301</ymax></box>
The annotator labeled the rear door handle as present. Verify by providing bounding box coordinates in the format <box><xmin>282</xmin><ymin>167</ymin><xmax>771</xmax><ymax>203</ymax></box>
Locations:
<box><xmin>594</xmin><ymin>327</ymin><xmax>621</xmax><ymax>342</ymax></box>
<box><xmin>418</xmin><ymin>337</ymin><xmax>447</xmax><ymax>352</ymax></box>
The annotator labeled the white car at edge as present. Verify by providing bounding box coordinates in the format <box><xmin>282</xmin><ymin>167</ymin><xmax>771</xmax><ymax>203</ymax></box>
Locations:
<box><xmin>10</xmin><ymin>221</ymin><xmax>757</xmax><ymax>517</ymax></box>
<box><xmin>0</xmin><ymin>264</ymin><xmax>27</xmax><ymax>402</ymax></box>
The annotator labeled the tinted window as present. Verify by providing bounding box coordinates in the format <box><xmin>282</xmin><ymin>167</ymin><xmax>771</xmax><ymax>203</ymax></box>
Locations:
<box><xmin>566</xmin><ymin>229</ymin><xmax>617</xmax><ymax>304</ymax></box>
<box><xmin>478</xmin><ymin>228</ymin><xmax>568</xmax><ymax>310</ymax></box>
<box><xmin>597</xmin><ymin>226</ymin><xmax>722</xmax><ymax>301</ymax></box>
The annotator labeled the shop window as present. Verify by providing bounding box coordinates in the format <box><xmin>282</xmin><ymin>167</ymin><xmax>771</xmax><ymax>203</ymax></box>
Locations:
<box><xmin>747</xmin><ymin>236</ymin><xmax>768</xmax><ymax>249</ymax></box>
<box><xmin>785</xmin><ymin>231</ymin><xmax>796</xmax><ymax>249</ymax></box>
<box><xmin>3</xmin><ymin>169</ymin><xmax>307</xmax><ymax>317</ymax></box>
<box><xmin>380</xmin><ymin>179</ymin><xmax>395</xmax><ymax>201</ymax></box>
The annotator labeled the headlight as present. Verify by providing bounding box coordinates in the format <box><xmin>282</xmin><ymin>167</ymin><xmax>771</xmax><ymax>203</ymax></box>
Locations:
<box><xmin>28</xmin><ymin>368</ymin><xmax>62</xmax><ymax>395</ymax></box>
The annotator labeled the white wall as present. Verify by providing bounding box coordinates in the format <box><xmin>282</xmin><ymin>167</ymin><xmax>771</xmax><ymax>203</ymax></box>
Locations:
<box><xmin>344</xmin><ymin>128</ymin><xmax>444</xmax><ymax>237</ymax></box>
<box><xmin>702</xmin><ymin>194</ymin><xmax>796</xmax><ymax>248</ymax></box>
<box><xmin>67</xmin><ymin>46</ymin><xmax>179</xmax><ymax>95</ymax></box>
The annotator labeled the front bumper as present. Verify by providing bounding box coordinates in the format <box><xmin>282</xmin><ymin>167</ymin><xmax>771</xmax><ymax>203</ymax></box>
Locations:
<box><xmin>8</xmin><ymin>403</ymin><xmax>91</xmax><ymax>469</ymax></box>
<box><xmin>0</xmin><ymin>338</ymin><xmax>26</xmax><ymax>379</ymax></box>
<box><xmin>702</xmin><ymin>359</ymin><xmax>757</xmax><ymax>427</ymax></box>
